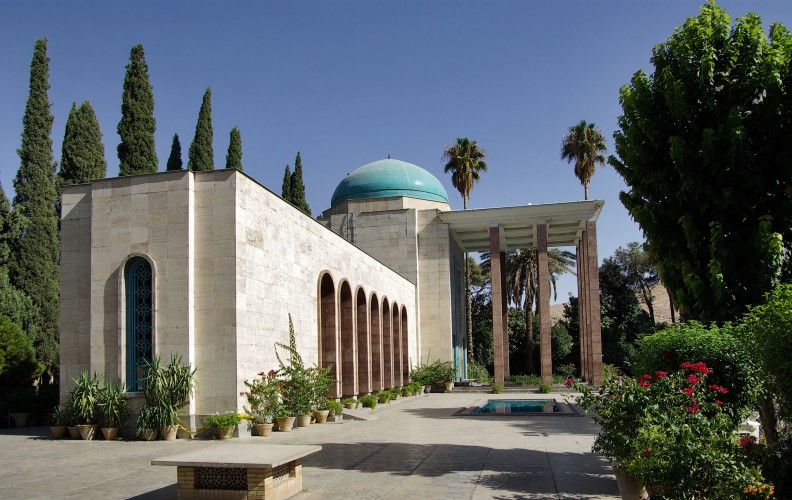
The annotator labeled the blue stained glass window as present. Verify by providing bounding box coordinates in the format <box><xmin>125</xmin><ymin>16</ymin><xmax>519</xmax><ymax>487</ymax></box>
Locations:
<box><xmin>127</xmin><ymin>258</ymin><xmax>153</xmax><ymax>391</ymax></box>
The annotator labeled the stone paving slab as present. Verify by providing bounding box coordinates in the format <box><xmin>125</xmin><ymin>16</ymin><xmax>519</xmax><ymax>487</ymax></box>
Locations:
<box><xmin>0</xmin><ymin>392</ymin><xmax>618</xmax><ymax>499</ymax></box>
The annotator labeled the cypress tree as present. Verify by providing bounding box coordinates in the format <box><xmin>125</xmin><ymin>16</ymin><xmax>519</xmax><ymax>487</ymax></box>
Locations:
<box><xmin>188</xmin><ymin>87</ymin><xmax>214</xmax><ymax>171</ymax></box>
<box><xmin>281</xmin><ymin>165</ymin><xmax>291</xmax><ymax>200</ymax></box>
<box><xmin>225</xmin><ymin>126</ymin><xmax>242</xmax><ymax>170</ymax></box>
<box><xmin>117</xmin><ymin>44</ymin><xmax>157</xmax><ymax>175</ymax></box>
<box><xmin>10</xmin><ymin>38</ymin><xmax>60</xmax><ymax>372</ymax></box>
<box><xmin>290</xmin><ymin>151</ymin><xmax>311</xmax><ymax>215</ymax></box>
<box><xmin>59</xmin><ymin>101</ymin><xmax>106</xmax><ymax>185</ymax></box>
<box><xmin>166</xmin><ymin>134</ymin><xmax>183</xmax><ymax>171</ymax></box>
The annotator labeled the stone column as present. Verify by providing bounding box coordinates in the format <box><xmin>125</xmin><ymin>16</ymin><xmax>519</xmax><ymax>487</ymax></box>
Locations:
<box><xmin>536</xmin><ymin>222</ymin><xmax>552</xmax><ymax>385</ymax></box>
<box><xmin>576</xmin><ymin>240</ymin><xmax>588</xmax><ymax>381</ymax></box>
<box><xmin>585</xmin><ymin>221</ymin><xmax>603</xmax><ymax>385</ymax></box>
<box><xmin>489</xmin><ymin>226</ymin><xmax>506</xmax><ymax>386</ymax></box>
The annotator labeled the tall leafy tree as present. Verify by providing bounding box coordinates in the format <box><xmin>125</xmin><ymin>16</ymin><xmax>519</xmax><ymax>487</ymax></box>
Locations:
<box><xmin>10</xmin><ymin>38</ymin><xmax>60</xmax><ymax>373</ymax></box>
<box><xmin>281</xmin><ymin>164</ymin><xmax>291</xmax><ymax>200</ymax></box>
<box><xmin>560</xmin><ymin>120</ymin><xmax>607</xmax><ymax>200</ymax></box>
<box><xmin>117</xmin><ymin>44</ymin><xmax>157</xmax><ymax>176</ymax></box>
<box><xmin>443</xmin><ymin>137</ymin><xmax>488</xmax><ymax>364</ymax></box>
<box><xmin>225</xmin><ymin>126</ymin><xmax>242</xmax><ymax>170</ymax></box>
<box><xmin>610</xmin><ymin>2</ymin><xmax>792</xmax><ymax>323</ymax></box>
<box><xmin>188</xmin><ymin>88</ymin><xmax>214</xmax><ymax>171</ymax></box>
<box><xmin>290</xmin><ymin>151</ymin><xmax>310</xmax><ymax>215</ymax></box>
<box><xmin>610</xmin><ymin>242</ymin><xmax>661</xmax><ymax>324</ymax></box>
<box><xmin>59</xmin><ymin>101</ymin><xmax>107</xmax><ymax>185</ymax></box>
<box><xmin>166</xmin><ymin>134</ymin><xmax>183</xmax><ymax>171</ymax></box>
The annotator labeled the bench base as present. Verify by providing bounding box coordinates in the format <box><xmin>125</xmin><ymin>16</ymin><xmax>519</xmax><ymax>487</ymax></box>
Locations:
<box><xmin>176</xmin><ymin>459</ymin><xmax>303</xmax><ymax>499</ymax></box>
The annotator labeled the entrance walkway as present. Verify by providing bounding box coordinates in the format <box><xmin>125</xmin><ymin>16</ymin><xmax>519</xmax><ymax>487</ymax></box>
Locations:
<box><xmin>0</xmin><ymin>392</ymin><xmax>617</xmax><ymax>499</ymax></box>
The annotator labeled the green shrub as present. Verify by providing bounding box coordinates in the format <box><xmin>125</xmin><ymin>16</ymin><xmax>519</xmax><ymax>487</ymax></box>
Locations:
<box><xmin>325</xmin><ymin>398</ymin><xmax>342</xmax><ymax>416</ymax></box>
<box><xmin>390</xmin><ymin>387</ymin><xmax>402</xmax><ymax>398</ymax></box>
<box><xmin>632</xmin><ymin>322</ymin><xmax>759</xmax><ymax>421</ymax></box>
<box><xmin>467</xmin><ymin>361</ymin><xmax>491</xmax><ymax>383</ymax></box>
<box><xmin>742</xmin><ymin>284</ymin><xmax>792</xmax><ymax>421</ymax></box>
<box><xmin>557</xmin><ymin>363</ymin><xmax>576</xmax><ymax>379</ymax></box>
<box><xmin>491</xmin><ymin>384</ymin><xmax>503</xmax><ymax>394</ymax></box>
<box><xmin>505</xmin><ymin>374</ymin><xmax>542</xmax><ymax>386</ymax></box>
<box><xmin>407</xmin><ymin>381</ymin><xmax>422</xmax><ymax>395</ymax></box>
<box><xmin>204</xmin><ymin>411</ymin><xmax>242</xmax><ymax>428</ymax></box>
<box><xmin>359</xmin><ymin>394</ymin><xmax>377</xmax><ymax>410</ymax></box>
<box><xmin>0</xmin><ymin>315</ymin><xmax>44</xmax><ymax>388</ymax></box>
<box><xmin>340</xmin><ymin>397</ymin><xmax>355</xmax><ymax>405</ymax></box>
<box><xmin>538</xmin><ymin>383</ymin><xmax>552</xmax><ymax>394</ymax></box>
<box><xmin>376</xmin><ymin>391</ymin><xmax>391</xmax><ymax>404</ymax></box>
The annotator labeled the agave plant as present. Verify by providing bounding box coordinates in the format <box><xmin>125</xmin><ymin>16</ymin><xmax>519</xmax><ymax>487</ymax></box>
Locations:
<box><xmin>98</xmin><ymin>379</ymin><xmax>129</xmax><ymax>428</ymax></box>
<box><xmin>70</xmin><ymin>371</ymin><xmax>103</xmax><ymax>424</ymax></box>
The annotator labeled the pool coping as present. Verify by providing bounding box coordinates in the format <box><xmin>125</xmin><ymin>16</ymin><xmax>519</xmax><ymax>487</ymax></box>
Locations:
<box><xmin>456</xmin><ymin>396</ymin><xmax>585</xmax><ymax>417</ymax></box>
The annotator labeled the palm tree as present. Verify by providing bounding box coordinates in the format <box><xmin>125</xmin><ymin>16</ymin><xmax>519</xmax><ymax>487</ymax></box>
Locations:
<box><xmin>443</xmin><ymin>137</ymin><xmax>488</xmax><ymax>366</ymax></box>
<box><xmin>482</xmin><ymin>248</ymin><xmax>576</xmax><ymax>374</ymax></box>
<box><xmin>560</xmin><ymin>120</ymin><xmax>607</xmax><ymax>200</ymax></box>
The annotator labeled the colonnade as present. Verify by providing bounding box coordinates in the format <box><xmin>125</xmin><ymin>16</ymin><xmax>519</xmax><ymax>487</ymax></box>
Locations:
<box><xmin>318</xmin><ymin>273</ymin><xmax>409</xmax><ymax>397</ymax></box>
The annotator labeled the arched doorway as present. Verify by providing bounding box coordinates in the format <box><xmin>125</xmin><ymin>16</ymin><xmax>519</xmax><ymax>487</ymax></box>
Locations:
<box><xmin>339</xmin><ymin>281</ymin><xmax>355</xmax><ymax>396</ymax></box>
<box><xmin>370</xmin><ymin>293</ymin><xmax>381</xmax><ymax>391</ymax></box>
<box><xmin>356</xmin><ymin>288</ymin><xmax>370</xmax><ymax>394</ymax></box>
<box><xmin>382</xmin><ymin>299</ymin><xmax>392</xmax><ymax>389</ymax></box>
<box><xmin>392</xmin><ymin>302</ymin><xmax>401</xmax><ymax>387</ymax></box>
<box><xmin>319</xmin><ymin>273</ymin><xmax>339</xmax><ymax>397</ymax></box>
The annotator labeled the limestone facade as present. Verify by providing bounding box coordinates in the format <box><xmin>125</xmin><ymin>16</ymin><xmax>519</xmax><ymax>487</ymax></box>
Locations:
<box><xmin>60</xmin><ymin>169</ymin><xmax>416</xmax><ymax>420</ymax></box>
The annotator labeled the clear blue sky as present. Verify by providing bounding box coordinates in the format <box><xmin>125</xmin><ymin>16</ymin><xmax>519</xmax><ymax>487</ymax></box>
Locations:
<box><xmin>2</xmin><ymin>1</ymin><xmax>791</xmax><ymax>303</ymax></box>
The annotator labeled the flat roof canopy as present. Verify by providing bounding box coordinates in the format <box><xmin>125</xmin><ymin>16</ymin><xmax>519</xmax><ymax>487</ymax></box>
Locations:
<box><xmin>438</xmin><ymin>200</ymin><xmax>604</xmax><ymax>252</ymax></box>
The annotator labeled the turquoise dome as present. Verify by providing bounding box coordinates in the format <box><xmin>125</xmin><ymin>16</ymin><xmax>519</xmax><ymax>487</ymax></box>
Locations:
<box><xmin>331</xmin><ymin>158</ymin><xmax>449</xmax><ymax>207</ymax></box>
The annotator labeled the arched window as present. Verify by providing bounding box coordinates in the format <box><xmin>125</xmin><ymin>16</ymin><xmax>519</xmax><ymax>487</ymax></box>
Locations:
<box><xmin>126</xmin><ymin>258</ymin><xmax>153</xmax><ymax>391</ymax></box>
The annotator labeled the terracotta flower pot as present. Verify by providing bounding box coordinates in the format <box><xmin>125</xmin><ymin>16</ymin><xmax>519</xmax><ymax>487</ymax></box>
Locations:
<box><xmin>67</xmin><ymin>426</ymin><xmax>81</xmax><ymax>439</ymax></box>
<box><xmin>101</xmin><ymin>427</ymin><xmax>119</xmax><ymax>440</ymax></box>
<box><xmin>444</xmin><ymin>382</ymin><xmax>454</xmax><ymax>392</ymax></box>
<box><xmin>297</xmin><ymin>413</ymin><xmax>312</xmax><ymax>428</ymax></box>
<box><xmin>77</xmin><ymin>424</ymin><xmax>98</xmax><ymax>440</ymax></box>
<box><xmin>313</xmin><ymin>410</ymin><xmax>330</xmax><ymax>424</ymax></box>
<box><xmin>613</xmin><ymin>466</ymin><xmax>648</xmax><ymax>500</ymax></box>
<box><xmin>276</xmin><ymin>416</ymin><xmax>295</xmax><ymax>432</ymax></box>
<box><xmin>343</xmin><ymin>402</ymin><xmax>356</xmax><ymax>409</ymax></box>
<box><xmin>50</xmin><ymin>426</ymin><xmax>67</xmax><ymax>439</ymax></box>
<box><xmin>216</xmin><ymin>426</ymin><xmax>235</xmax><ymax>440</ymax></box>
<box><xmin>160</xmin><ymin>425</ymin><xmax>178</xmax><ymax>441</ymax></box>
<box><xmin>140</xmin><ymin>428</ymin><xmax>158</xmax><ymax>441</ymax></box>
<box><xmin>254</xmin><ymin>423</ymin><xmax>273</xmax><ymax>437</ymax></box>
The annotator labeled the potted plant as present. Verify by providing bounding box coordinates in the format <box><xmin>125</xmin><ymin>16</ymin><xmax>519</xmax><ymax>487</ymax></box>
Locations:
<box><xmin>242</xmin><ymin>369</ymin><xmax>280</xmax><ymax>436</ymax></box>
<box><xmin>326</xmin><ymin>398</ymin><xmax>343</xmax><ymax>422</ymax></box>
<box><xmin>71</xmin><ymin>371</ymin><xmax>102</xmax><ymax>440</ymax></box>
<box><xmin>204</xmin><ymin>411</ymin><xmax>242</xmax><ymax>440</ymax></box>
<box><xmin>390</xmin><ymin>387</ymin><xmax>401</xmax><ymax>400</ymax></box>
<box><xmin>436</xmin><ymin>361</ymin><xmax>455</xmax><ymax>392</ymax></box>
<box><xmin>576</xmin><ymin>362</ymin><xmax>766</xmax><ymax>498</ymax></box>
<box><xmin>376</xmin><ymin>391</ymin><xmax>391</xmax><ymax>405</ymax></box>
<box><xmin>49</xmin><ymin>404</ymin><xmax>67</xmax><ymax>439</ymax></box>
<box><xmin>141</xmin><ymin>354</ymin><xmax>196</xmax><ymax>440</ymax></box>
<box><xmin>97</xmin><ymin>379</ymin><xmax>128</xmax><ymax>440</ymax></box>
<box><xmin>307</xmin><ymin>365</ymin><xmax>333</xmax><ymax>424</ymax></box>
<box><xmin>341</xmin><ymin>397</ymin><xmax>357</xmax><ymax>409</ymax></box>
<box><xmin>359</xmin><ymin>394</ymin><xmax>377</xmax><ymax>411</ymax></box>
<box><xmin>136</xmin><ymin>404</ymin><xmax>159</xmax><ymax>441</ymax></box>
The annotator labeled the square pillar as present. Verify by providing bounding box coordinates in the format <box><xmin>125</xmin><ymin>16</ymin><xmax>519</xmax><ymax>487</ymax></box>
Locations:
<box><xmin>536</xmin><ymin>222</ymin><xmax>552</xmax><ymax>385</ymax></box>
<box><xmin>489</xmin><ymin>226</ymin><xmax>506</xmax><ymax>386</ymax></box>
<box><xmin>577</xmin><ymin>237</ymin><xmax>590</xmax><ymax>381</ymax></box>
<box><xmin>585</xmin><ymin>221</ymin><xmax>603</xmax><ymax>385</ymax></box>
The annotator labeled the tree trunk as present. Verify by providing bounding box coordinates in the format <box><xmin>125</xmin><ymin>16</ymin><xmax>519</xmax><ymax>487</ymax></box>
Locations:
<box><xmin>525</xmin><ymin>304</ymin><xmax>535</xmax><ymax>375</ymax></box>
<box><xmin>758</xmin><ymin>394</ymin><xmax>778</xmax><ymax>445</ymax></box>
<box><xmin>667</xmin><ymin>288</ymin><xmax>676</xmax><ymax>323</ymax></box>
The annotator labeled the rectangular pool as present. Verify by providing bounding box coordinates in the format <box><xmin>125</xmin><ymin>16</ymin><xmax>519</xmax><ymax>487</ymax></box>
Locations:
<box><xmin>458</xmin><ymin>398</ymin><xmax>581</xmax><ymax>416</ymax></box>
<box><xmin>473</xmin><ymin>399</ymin><xmax>561</xmax><ymax>414</ymax></box>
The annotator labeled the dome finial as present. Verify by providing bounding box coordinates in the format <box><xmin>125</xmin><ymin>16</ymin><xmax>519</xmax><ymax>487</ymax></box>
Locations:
<box><xmin>387</xmin><ymin>153</ymin><xmax>391</xmax><ymax>159</ymax></box>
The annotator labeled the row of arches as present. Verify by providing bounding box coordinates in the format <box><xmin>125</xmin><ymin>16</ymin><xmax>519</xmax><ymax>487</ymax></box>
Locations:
<box><xmin>319</xmin><ymin>272</ymin><xmax>409</xmax><ymax>397</ymax></box>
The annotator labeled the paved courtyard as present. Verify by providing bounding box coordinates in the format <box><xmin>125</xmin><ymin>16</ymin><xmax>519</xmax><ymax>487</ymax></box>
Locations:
<box><xmin>0</xmin><ymin>392</ymin><xmax>618</xmax><ymax>499</ymax></box>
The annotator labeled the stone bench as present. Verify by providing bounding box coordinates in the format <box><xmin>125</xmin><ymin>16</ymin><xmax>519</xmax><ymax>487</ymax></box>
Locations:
<box><xmin>152</xmin><ymin>443</ymin><xmax>321</xmax><ymax>499</ymax></box>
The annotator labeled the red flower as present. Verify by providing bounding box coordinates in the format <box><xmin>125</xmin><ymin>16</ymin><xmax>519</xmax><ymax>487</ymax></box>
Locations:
<box><xmin>739</xmin><ymin>436</ymin><xmax>756</xmax><ymax>450</ymax></box>
<box><xmin>708</xmin><ymin>384</ymin><xmax>728</xmax><ymax>394</ymax></box>
<box><xmin>687</xmin><ymin>374</ymin><xmax>701</xmax><ymax>384</ymax></box>
<box><xmin>638</xmin><ymin>380</ymin><xmax>652</xmax><ymax>388</ymax></box>
<box><xmin>565</xmin><ymin>377</ymin><xmax>574</xmax><ymax>387</ymax></box>
<box><xmin>685</xmin><ymin>401</ymin><xmax>700</xmax><ymax>413</ymax></box>
<box><xmin>683</xmin><ymin>387</ymin><xmax>695</xmax><ymax>397</ymax></box>
<box><xmin>715</xmin><ymin>400</ymin><xmax>724</xmax><ymax>406</ymax></box>
<box><xmin>679</xmin><ymin>361</ymin><xmax>711</xmax><ymax>374</ymax></box>
<box><xmin>654</xmin><ymin>371</ymin><xmax>668</xmax><ymax>379</ymax></box>
<box><xmin>643</xmin><ymin>448</ymin><xmax>651</xmax><ymax>457</ymax></box>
